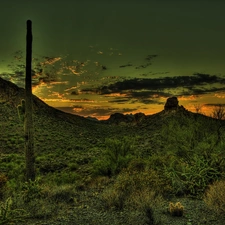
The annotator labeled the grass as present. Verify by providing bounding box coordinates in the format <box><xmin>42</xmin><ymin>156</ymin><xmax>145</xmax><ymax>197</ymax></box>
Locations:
<box><xmin>1</xmin><ymin>94</ymin><xmax>225</xmax><ymax>224</ymax></box>
<box><xmin>204</xmin><ymin>179</ymin><xmax>225</xmax><ymax>214</ymax></box>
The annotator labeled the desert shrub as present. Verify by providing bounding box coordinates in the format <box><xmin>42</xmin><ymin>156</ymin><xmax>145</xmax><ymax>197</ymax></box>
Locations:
<box><xmin>102</xmin><ymin>167</ymin><xmax>170</xmax><ymax>210</ymax></box>
<box><xmin>159</xmin><ymin>116</ymin><xmax>225</xmax><ymax>161</ymax></box>
<box><xmin>50</xmin><ymin>171</ymin><xmax>81</xmax><ymax>186</ymax></box>
<box><xmin>87</xmin><ymin>176</ymin><xmax>111</xmax><ymax>190</ymax></box>
<box><xmin>0</xmin><ymin>197</ymin><xmax>26</xmax><ymax>224</ymax></box>
<box><xmin>21</xmin><ymin>179</ymin><xmax>43</xmax><ymax>203</ymax></box>
<box><xmin>93</xmin><ymin>137</ymin><xmax>135</xmax><ymax>176</ymax></box>
<box><xmin>160</xmin><ymin>117</ymin><xmax>207</xmax><ymax>153</ymax></box>
<box><xmin>0</xmin><ymin>154</ymin><xmax>24</xmax><ymax>183</ymax></box>
<box><xmin>127</xmin><ymin>157</ymin><xmax>147</xmax><ymax>172</ymax></box>
<box><xmin>45</xmin><ymin>184</ymin><xmax>75</xmax><ymax>203</ymax></box>
<box><xmin>127</xmin><ymin>189</ymin><xmax>164</xmax><ymax>211</ymax></box>
<box><xmin>6</xmin><ymin>182</ymin><xmax>60</xmax><ymax>220</ymax></box>
<box><xmin>101</xmin><ymin>187</ymin><xmax>126</xmax><ymax>210</ymax></box>
<box><xmin>12</xmin><ymin>194</ymin><xmax>57</xmax><ymax>220</ymax></box>
<box><xmin>22</xmin><ymin>198</ymin><xmax>57</xmax><ymax>219</ymax></box>
<box><xmin>68</xmin><ymin>162</ymin><xmax>79</xmax><ymax>171</ymax></box>
<box><xmin>163</xmin><ymin>153</ymin><xmax>224</xmax><ymax>196</ymax></box>
<box><xmin>36</xmin><ymin>155</ymin><xmax>67</xmax><ymax>174</ymax></box>
<box><xmin>203</xmin><ymin>179</ymin><xmax>225</xmax><ymax>214</ymax></box>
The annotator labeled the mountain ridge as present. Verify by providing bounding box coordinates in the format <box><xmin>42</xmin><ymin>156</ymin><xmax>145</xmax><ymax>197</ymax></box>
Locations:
<box><xmin>0</xmin><ymin>76</ymin><xmax>221</xmax><ymax>126</ymax></box>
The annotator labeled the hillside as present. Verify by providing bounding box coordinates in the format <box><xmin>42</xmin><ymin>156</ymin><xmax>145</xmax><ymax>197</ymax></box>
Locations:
<box><xmin>1</xmin><ymin>77</ymin><xmax>225</xmax><ymax>225</ymax></box>
<box><xmin>0</xmin><ymin>76</ymin><xmax>124</xmax><ymax>153</ymax></box>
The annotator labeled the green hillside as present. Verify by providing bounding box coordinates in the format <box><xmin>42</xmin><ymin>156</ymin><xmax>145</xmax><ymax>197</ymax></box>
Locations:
<box><xmin>0</xmin><ymin>77</ymin><xmax>225</xmax><ymax>224</ymax></box>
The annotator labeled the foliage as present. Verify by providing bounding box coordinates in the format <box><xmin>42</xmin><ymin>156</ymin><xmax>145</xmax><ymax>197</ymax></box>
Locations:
<box><xmin>21</xmin><ymin>179</ymin><xmax>43</xmax><ymax>203</ymax></box>
<box><xmin>163</xmin><ymin>153</ymin><xmax>224</xmax><ymax>196</ymax></box>
<box><xmin>160</xmin><ymin>116</ymin><xmax>219</xmax><ymax>155</ymax></box>
<box><xmin>0</xmin><ymin>154</ymin><xmax>25</xmax><ymax>190</ymax></box>
<box><xmin>204</xmin><ymin>179</ymin><xmax>225</xmax><ymax>214</ymax></box>
<box><xmin>0</xmin><ymin>197</ymin><xmax>26</xmax><ymax>224</ymax></box>
<box><xmin>36</xmin><ymin>155</ymin><xmax>67</xmax><ymax>174</ymax></box>
<box><xmin>102</xmin><ymin>166</ymin><xmax>168</xmax><ymax>210</ymax></box>
<box><xmin>45</xmin><ymin>184</ymin><xmax>75</xmax><ymax>203</ymax></box>
<box><xmin>52</xmin><ymin>171</ymin><xmax>81</xmax><ymax>186</ymax></box>
<box><xmin>93</xmin><ymin>137</ymin><xmax>135</xmax><ymax>176</ymax></box>
<box><xmin>155</xmin><ymin>116</ymin><xmax>225</xmax><ymax>196</ymax></box>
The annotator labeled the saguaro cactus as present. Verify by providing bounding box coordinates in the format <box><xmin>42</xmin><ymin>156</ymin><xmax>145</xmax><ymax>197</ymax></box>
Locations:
<box><xmin>25</xmin><ymin>20</ymin><xmax>35</xmax><ymax>181</ymax></box>
<box><xmin>17</xmin><ymin>99</ymin><xmax>25</xmax><ymax>122</ymax></box>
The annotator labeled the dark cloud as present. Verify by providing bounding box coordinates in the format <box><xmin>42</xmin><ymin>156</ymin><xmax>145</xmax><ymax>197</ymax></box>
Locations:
<box><xmin>119</xmin><ymin>54</ymin><xmax>158</xmax><ymax>69</ymax></box>
<box><xmin>127</xmin><ymin>90</ymin><xmax>171</xmax><ymax>98</ymax></box>
<box><xmin>72</xmin><ymin>105</ymin><xmax>84</xmax><ymax>109</ymax></box>
<box><xmin>108</xmin><ymin>98</ymin><xmax>130</xmax><ymax>104</ymax></box>
<box><xmin>77</xmin><ymin>73</ymin><xmax>225</xmax><ymax>106</ymax></box>
<box><xmin>81</xmin><ymin>73</ymin><xmax>224</xmax><ymax>98</ymax></box>
<box><xmin>138</xmin><ymin>99</ymin><xmax>161</xmax><ymax>104</ymax></box>
<box><xmin>69</xmin><ymin>98</ymin><xmax>93</xmax><ymax>102</ymax></box>
<box><xmin>71</xmin><ymin>91</ymin><xmax>79</xmax><ymax>95</ymax></box>
<box><xmin>186</xmin><ymin>86</ymin><xmax>225</xmax><ymax>96</ymax></box>
<box><xmin>204</xmin><ymin>103</ymin><xmax>225</xmax><ymax>107</ymax></box>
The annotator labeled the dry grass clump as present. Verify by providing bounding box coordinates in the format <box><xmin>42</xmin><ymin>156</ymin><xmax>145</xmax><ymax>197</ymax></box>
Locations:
<box><xmin>203</xmin><ymin>179</ymin><xmax>225</xmax><ymax>214</ymax></box>
<box><xmin>101</xmin><ymin>168</ymin><xmax>170</xmax><ymax>210</ymax></box>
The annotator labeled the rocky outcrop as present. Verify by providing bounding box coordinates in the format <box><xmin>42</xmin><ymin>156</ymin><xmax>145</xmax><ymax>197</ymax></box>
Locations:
<box><xmin>164</xmin><ymin>97</ymin><xmax>179</xmax><ymax>110</ymax></box>
<box><xmin>107</xmin><ymin>112</ymin><xmax>146</xmax><ymax>125</ymax></box>
<box><xmin>164</xmin><ymin>97</ymin><xmax>187</xmax><ymax>113</ymax></box>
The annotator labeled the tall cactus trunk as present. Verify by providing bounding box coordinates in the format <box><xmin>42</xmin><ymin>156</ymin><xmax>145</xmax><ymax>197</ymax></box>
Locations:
<box><xmin>25</xmin><ymin>20</ymin><xmax>35</xmax><ymax>181</ymax></box>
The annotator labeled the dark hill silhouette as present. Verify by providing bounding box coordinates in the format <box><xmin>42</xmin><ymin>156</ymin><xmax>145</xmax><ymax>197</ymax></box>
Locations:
<box><xmin>105</xmin><ymin>96</ymin><xmax>219</xmax><ymax>126</ymax></box>
<box><xmin>0</xmin><ymin>76</ymin><xmax>96</xmax><ymax>125</ymax></box>
<box><xmin>0</xmin><ymin>77</ymin><xmax>223</xmax><ymax>125</ymax></box>
<box><xmin>0</xmin><ymin>76</ymin><xmax>222</xmax><ymax>127</ymax></box>
<box><xmin>0</xmin><ymin>76</ymin><xmax>128</xmax><ymax>154</ymax></box>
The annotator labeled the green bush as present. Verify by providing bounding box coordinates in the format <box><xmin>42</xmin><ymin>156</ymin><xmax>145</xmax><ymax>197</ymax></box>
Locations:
<box><xmin>46</xmin><ymin>184</ymin><xmax>75</xmax><ymax>203</ymax></box>
<box><xmin>21</xmin><ymin>179</ymin><xmax>43</xmax><ymax>203</ymax></box>
<box><xmin>163</xmin><ymin>153</ymin><xmax>224</xmax><ymax>196</ymax></box>
<box><xmin>0</xmin><ymin>154</ymin><xmax>24</xmax><ymax>181</ymax></box>
<box><xmin>93</xmin><ymin>137</ymin><xmax>135</xmax><ymax>176</ymax></box>
<box><xmin>0</xmin><ymin>197</ymin><xmax>26</xmax><ymax>224</ymax></box>
<box><xmin>50</xmin><ymin>171</ymin><xmax>80</xmax><ymax>186</ymax></box>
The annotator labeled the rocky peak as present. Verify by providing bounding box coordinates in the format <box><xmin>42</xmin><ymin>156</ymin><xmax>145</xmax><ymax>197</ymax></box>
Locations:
<box><xmin>164</xmin><ymin>96</ymin><xmax>179</xmax><ymax>111</ymax></box>
<box><xmin>164</xmin><ymin>97</ymin><xmax>187</xmax><ymax>113</ymax></box>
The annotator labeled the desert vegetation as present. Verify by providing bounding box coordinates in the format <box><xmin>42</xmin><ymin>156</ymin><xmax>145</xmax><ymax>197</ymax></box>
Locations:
<box><xmin>0</xmin><ymin>91</ymin><xmax>225</xmax><ymax>224</ymax></box>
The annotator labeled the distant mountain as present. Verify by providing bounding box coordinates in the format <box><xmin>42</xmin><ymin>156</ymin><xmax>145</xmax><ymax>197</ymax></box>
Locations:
<box><xmin>0</xmin><ymin>76</ymin><xmax>96</xmax><ymax>125</ymax></box>
<box><xmin>105</xmin><ymin>96</ymin><xmax>218</xmax><ymax>126</ymax></box>
<box><xmin>0</xmin><ymin>76</ymin><xmax>221</xmax><ymax>127</ymax></box>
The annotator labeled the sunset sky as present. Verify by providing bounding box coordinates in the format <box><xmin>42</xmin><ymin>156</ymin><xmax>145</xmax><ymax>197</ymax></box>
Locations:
<box><xmin>0</xmin><ymin>0</ymin><xmax>225</xmax><ymax>119</ymax></box>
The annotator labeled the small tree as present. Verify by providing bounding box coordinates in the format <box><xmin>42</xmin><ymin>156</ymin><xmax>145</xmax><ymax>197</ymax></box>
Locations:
<box><xmin>193</xmin><ymin>103</ymin><xmax>203</xmax><ymax>114</ymax></box>
<box><xmin>211</xmin><ymin>105</ymin><xmax>225</xmax><ymax>120</ymax></box>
